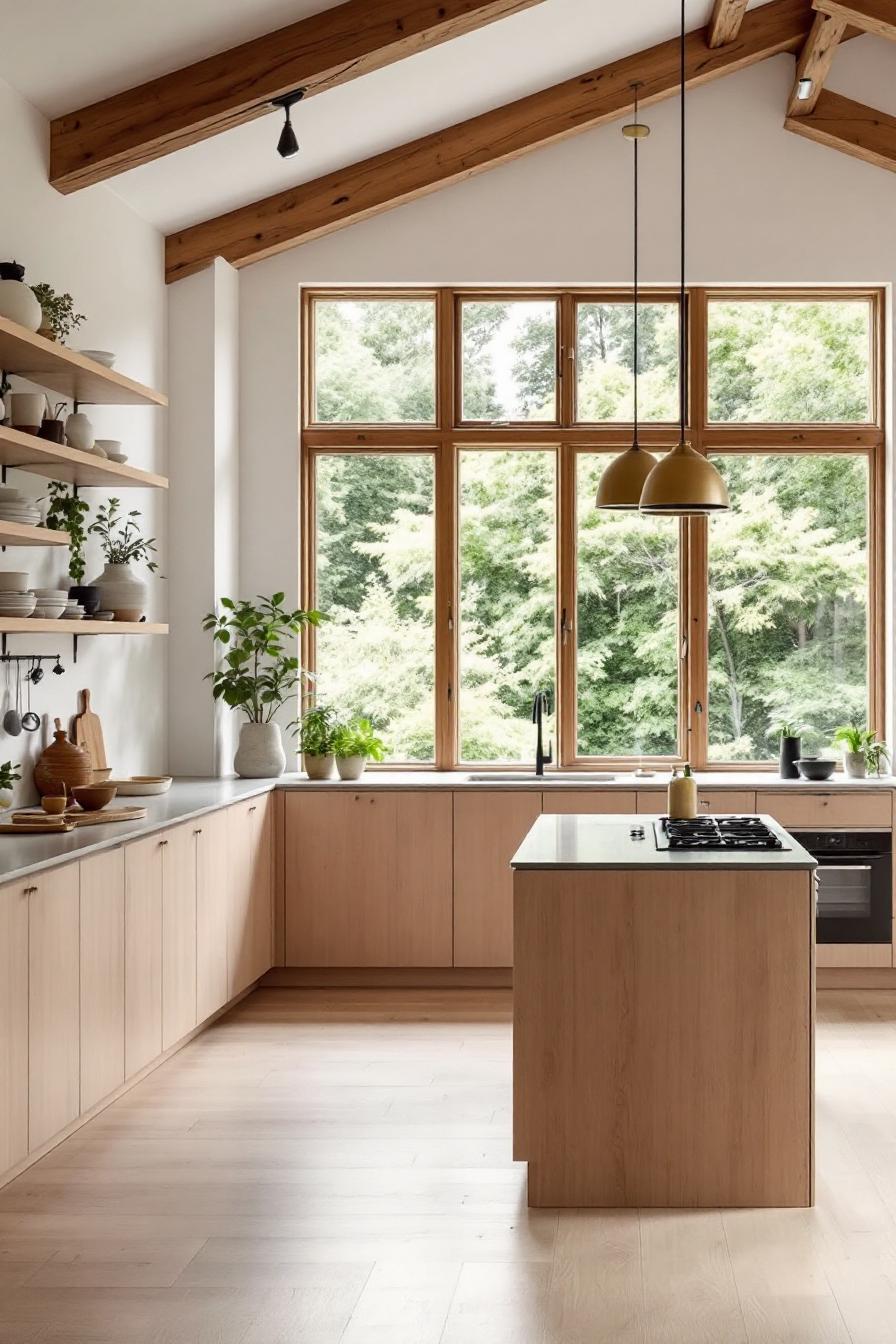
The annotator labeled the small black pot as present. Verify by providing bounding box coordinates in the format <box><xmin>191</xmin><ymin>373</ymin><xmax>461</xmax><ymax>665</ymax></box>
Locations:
<box><xmin>69</xmin><ymin>584</ymin><xmax>102</xmax><ymax>615</ymax></box>
<box><xmin>38</xmin><ymin>419</ymin><xmax>65</xmax><ymax>444</ymax></box>
<box><xmin>779</xmin><ymin>735</ymin><xmax>802</xmax><ymax>780</ymax></box>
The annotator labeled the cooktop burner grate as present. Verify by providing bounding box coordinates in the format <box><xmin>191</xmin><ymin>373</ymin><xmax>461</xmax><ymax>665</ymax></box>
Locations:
<box><xmin>654</xmin><ymin>816</ymin><xmax>785</xmax><ymax>850</ymax></box>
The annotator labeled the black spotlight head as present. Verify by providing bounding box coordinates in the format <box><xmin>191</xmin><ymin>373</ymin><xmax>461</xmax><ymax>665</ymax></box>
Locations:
<box><xmin>272</xmin><ymin>89</ymin><xmax>305</xmax><ymax>159</ymax></box>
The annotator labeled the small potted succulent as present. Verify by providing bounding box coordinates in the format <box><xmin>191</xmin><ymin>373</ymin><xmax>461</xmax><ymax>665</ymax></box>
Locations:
<box><xmin>774</xmin><ymin>720</ymin><xmax>802</xmax><ymax>781</ymax></box>
<box><xmin>833</xmin><ymin>722</ymin><xmax>878</xmax><ymax>779</ymax></box>
<box><xmin>30</xmin><ymin>283</ymin><xmax>85</xmax><ymax>344</ymax></box>
<box><xmin>0</xmin><ymin>760</ymin><xmax>21</xmax><ymax>810</ymax></box>
<box><xmin>332</xmin><ymin>717</ymin><xmax>386</xmax><ymax>781</ymax></box>
<box><xmin>297</xmin><ymin>704</ymin><xmax>340</xmax><ymax>780</ymax></box>
<box><xmin>88</xmin><ymin>499</ymin><xmax>159</xmax><ymax>620</ymax></box>
<box><xmin>43</xmin><ymin>483</ymin><xmax>100</xmax><ymax>613</ymax></box>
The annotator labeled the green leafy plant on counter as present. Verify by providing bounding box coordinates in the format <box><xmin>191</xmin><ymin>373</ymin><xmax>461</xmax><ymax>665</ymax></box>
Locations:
<box><xmin>295</xmin><ymin>703</ymin><xmax>340</xmax><ymax>756</ymax></box>
<box><xmin>772</xmin><ymin>720</ymin><xmax>802</xmax><ymax>740</ymax></box>
<box><xmin>90</xmin><ymin>499</ymin><xmax>159</xmax><ymax>571</ymax></box>
<box><xmin>31</xmin><ymin>283</ymin><xmax>85</xmax><ymax>342</ymax></box>
<box><xmin>865</xmin><ymin>740</ymin><xmax>891</xmax><ymax>777</ymax></box>
<box><xmin>832</xmin><ymin>722</ymin><xmax>876</xmax><ymax>756</ymax></box>
<box><xmin>332</xmin><ymin>717</ymin><xmax>386</xmax><ymax>763</ymax></box>
<box><xmin>43</xmin><ymin>482</ymin><xmax>90</xmax><ymax>583</ymax></box>
<box><xmin>203</xmin><ymin>594</ymin><xmax>323</xmax><ymax>724</ymax></box>
<box><xmin>0</xmin><ymin>760</ymin><xmax>21</xmax><ymax>792</ymax></box>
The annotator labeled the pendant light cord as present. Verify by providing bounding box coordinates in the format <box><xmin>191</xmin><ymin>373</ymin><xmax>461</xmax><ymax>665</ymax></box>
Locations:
<box><xmin>679</xmin><ymin>0</ymin><xmax>688</xmax><ymax>440</ymax></box>
<box><xmin>633</xmin><ymin>84</ymin><xmax>640</xmax><ymax>445</ymax></box>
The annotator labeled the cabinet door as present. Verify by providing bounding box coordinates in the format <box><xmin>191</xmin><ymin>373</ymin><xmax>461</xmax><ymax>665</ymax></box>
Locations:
<box><xmin>454</xmin><ymin>791</ymin><xmax>541</xmax><ymax>967</ymax></box>
<box><xmin>247</xmin><ymin>796</ymin><xmax>274</xmax><ymax>983</ymax></box>
<box><xmin>227</xmin><ymin>800</ymin><xmax>254</xmax><ymax>997</ymax></box>
<box><xmin>29</xmin><ymin>864</ymin><xmax>80</xmax><ymax>1151</ymax></box>
<box><xmin>542</xmin><ymin>791</ymin><xmax>638</xmax><ymax>814</ymax></box>
<box><xmin>162</xmin><ymin>822</ymin><xmax>197</xmax><ymax>1050</ymax></box>
<box><xmin>0</xmin><ymin>879</ymin><xmax>28</xmax><ymax>1173</ymax></box>
<box><xmin>196</xmin><ymin>809</ymin><xmax>230</xmax><ymax>1021</ymax></box>
<box><xmin>79</xmin><ymin>848</ymin><xmax>125</xmax><ymax>1112</ymax></box>
<box><xmin>124</xmin><ymin>834</ymin><xmax>163</xmax><ymax>1078</ymax></box>
<box><xmin>284</xmin><ymin>791</ymin><xmax>453</xmax><ymax>967</ymax></box>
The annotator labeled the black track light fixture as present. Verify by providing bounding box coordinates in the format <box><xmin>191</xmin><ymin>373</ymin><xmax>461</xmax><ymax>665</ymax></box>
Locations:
<box><xmin>271</xmin><ymin>89</ymin><xmax>305</xmax><ymax>159</ymax></box>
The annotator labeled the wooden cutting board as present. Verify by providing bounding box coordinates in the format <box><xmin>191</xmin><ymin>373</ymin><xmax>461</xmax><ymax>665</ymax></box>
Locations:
<box><xmin>0</xmin><ymin>819</ymin><xmax>74</xmax><ymax>834</ymax></box>
<box><xmin>11</xmin><ymin>806</ymin><xmax>147</xmax><ymax>828</ymax></box>
<box><xmin>72</xmin><ymin>689</ymin><xmax>108</xmax><ymax>772</ymax></box>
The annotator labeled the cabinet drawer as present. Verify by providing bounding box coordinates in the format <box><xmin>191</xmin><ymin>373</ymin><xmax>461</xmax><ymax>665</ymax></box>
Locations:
<box><xmin>635</xmin><ymin>790</ymin><xmax>755</xmax><ymax>815</ymax></box>
<box><xmin>816</xmin><ymin>943</ymin><xmax>893</xmax><ymax>969</ymax></box>
<box><xmin>542</xmin><ymin>791</ymin><xmax>637</xmax><ymax>814</ymax></box>
<box><xmin>758</xmin><ymin>792</ymin><xmax>892</xmax><ymax>830</ymax></box>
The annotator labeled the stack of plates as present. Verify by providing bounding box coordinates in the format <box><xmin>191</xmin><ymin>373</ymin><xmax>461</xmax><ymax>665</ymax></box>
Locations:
<box><xmin>0</xmin><ymin>488</ymin><xmax>41</xmax><ymax>528</ymax></box>
<box><xmin>29</xmin><ymin>588</ymin><xmax>68</xmax><ymax>619</ymax></box>
<box><xmin>0</xmin><ymin>592</ymin><xmax>36</xmax><ymax>618</ymax></box>
<box><xmin>61</xmin><ymin>599</ymin><xmax>85</xmax><ymax>621</ymax></box>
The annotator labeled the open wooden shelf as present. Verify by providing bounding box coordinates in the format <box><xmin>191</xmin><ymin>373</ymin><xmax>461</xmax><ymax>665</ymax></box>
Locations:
<box><xmin>0</xmin><ymin>316</ymin><xmax>167</xmax><ymax>407</ymax></box>
<box><xmin>0</xmin><ymin>521</ymin><xmax>70</xmax><ymax>548</ymax></box>
<box><xmin>0</xmin><ymin>618</ymin><xmax>167</xmax><ymax>635</ymax></box>
<box><xmin>0</xmin><ymin>425</ymin><xmax>168</xmax><ymax>489</ymax></box>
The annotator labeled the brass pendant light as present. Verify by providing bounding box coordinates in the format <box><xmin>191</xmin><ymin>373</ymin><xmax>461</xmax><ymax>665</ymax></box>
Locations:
<box><xmin>595</xmin><ymin>84</ymin><xmax>657</xmax><ymax>510</ymax></box>
<box><xmin>639</xmin><ymin>0</ymin><xmax>729</xmax><ymax>516</ymax></box>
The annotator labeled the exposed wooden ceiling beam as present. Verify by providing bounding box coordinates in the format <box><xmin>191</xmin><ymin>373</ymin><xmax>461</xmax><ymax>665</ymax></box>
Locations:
<box><xmin>786</xmin><ymin>10</ymin><xmax>847</xmax><ymax>114</ymax></box>
<box><xmin>708</xmin><ymin>0</ymin><xmax>751</xmax><ymax>46</ymax></box>
<box><xmin>50</xmin><ymin>0</ymin><xmax>546</xmax><ymax>194</ymax></box>
<box><xmin>813</xmin><ymin>0</ymin><xmax>896</xmax><ymax>40</ymax></box>
<box><xmin>785</xmin><ymin>87</ymin><xmax>896</xmax><ymax>170</ymax></box>
<box><xmin>166</xmin><ymin>0</ymin><xmax>817</xmax><ymax>283</ymax></box>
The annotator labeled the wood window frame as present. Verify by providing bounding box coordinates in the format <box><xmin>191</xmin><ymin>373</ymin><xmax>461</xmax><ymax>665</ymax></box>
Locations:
<box><xmin>300</xmin><ymin>285</ymin><xmax>886</xmax><ymax>772</ymax></box>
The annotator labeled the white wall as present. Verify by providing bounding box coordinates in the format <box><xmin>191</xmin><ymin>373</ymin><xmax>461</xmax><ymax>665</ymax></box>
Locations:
<box><xmin>238</xmin><ymin>42</ymin><xmax>896</xmax><ymax>742</ymax></box>
<box><xmin>0</xmin><ymin>76</ymin><xmax>167</xmax><ymax>800</ymax></box>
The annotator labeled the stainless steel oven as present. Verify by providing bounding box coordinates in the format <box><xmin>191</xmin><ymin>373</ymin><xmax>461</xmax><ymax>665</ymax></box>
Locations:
<box><xmin>792</xmin><ymin>830</ymin><xmax>892</xmax><ymax>945</ymax></box>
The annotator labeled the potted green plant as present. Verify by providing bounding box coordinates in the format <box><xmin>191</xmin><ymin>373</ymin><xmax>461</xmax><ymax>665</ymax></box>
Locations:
<box><xmin>773</xmin><ymin>719</ymin><xmax>802</xmax><ymax>781</ymax></box>
<box><xmin>332</xmin><ymin>717</ymin><xmax>386</xmax><ymax>781</ymax></box>
<box><xmin>30</xmin><ymin>283</ymin><xmax>85</xmax><ymax>344</ymax></box>
<box><xmin>204</xmin><ymin>595</ymin><xmax>322</xmax><ymax>778</ymax></box>
<box><xmin>43</xmin><ymin>483</ymin><xmax>100</xmax><ymax>613</ymax></box>
<box><xmin>88</xmin><ymin>499</ymin><xmax>159</xmax><ymax>620</ymax></box>
<box><xmin>865</xmin><ymin>739</ymin><xmax>891</xmax><ymax>778</ymax></box>
<box><xmin>833</xmin><ymin>722</ymin><xmax>877</xmax><ymax>779</ymax></box>
<box><xmin>38</xmin><ymin>400</ymin><xmax>67</xmax><ymax>445</ymax></box>
<box><xmin>0</xmin><ymin>760</ymin><xmax>21</xmax><ymax>810</ymax></box>
<box><xmin>296</xmin><ymin>704</ymin><xmax>340</xmax><ymax>780</ymax></box>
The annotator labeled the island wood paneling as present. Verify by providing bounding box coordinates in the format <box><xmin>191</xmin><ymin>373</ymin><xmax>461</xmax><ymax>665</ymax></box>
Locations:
<box><xmin>514</xmin><ymin>866</ymin><xmax>814</xmax><ymax>1207</ymax></box>
<box><xmin>79</xmin><ymin>848</ymin><xmax>125</xmax><ymax>1112</ymax></box>
<box><xmin>453</xmin><ymin>790</ymin><xmax>541</xmax><ymax>967</ymax></box>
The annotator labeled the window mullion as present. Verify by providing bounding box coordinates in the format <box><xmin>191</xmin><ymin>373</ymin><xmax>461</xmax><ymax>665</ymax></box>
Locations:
<box><xmin>558</xmin><ymin>443</ymin><xmax>576</xmax><ymax>765</ymax></box>
<box><xmin>435</xmin><ymin>442</ymin><xmax>459</xmax><ymax>769</ymax></box>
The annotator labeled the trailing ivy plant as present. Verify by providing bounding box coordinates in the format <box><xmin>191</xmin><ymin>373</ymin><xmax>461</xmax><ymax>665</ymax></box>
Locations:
<box><xmin>203</xmin><ymin>594</ymin><xmax>323</xmax><ymax>724</ymax></box>
<box><xmin>90</xmin><ymin>499</ymin><xmax>159</xmax><ymax>570</ymax></box>
<box><xmin>31</xmin><ymin>283</ymin><xmax>85</xmax><ymax>342</ymax></box>
<box><xmin>43</xmin><ymin>482</ymin><xmax>90</xmax><ymax>583</ymax></box>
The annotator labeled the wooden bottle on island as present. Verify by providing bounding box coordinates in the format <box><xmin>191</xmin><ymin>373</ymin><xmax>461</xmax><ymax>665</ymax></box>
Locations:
<box><xmin>34</xmin><ymin>718</ymin><xmax>93</xmax><ymax>796</ymax></box>
<box><xmin>667</xmin><ymin>763</ymin><xmax>698</xmax><ymax>819</ymax></box>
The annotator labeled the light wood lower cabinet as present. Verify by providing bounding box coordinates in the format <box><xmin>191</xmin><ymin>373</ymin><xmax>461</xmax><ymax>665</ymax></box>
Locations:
<box><xmin>454</xmin><ymin>791</ymin><xmax>541</xmax><ymax>968</ymax></box>
<box><xmin>197</xmin><ymin>809</ymin><xmax>231</xmax><ymax>1021</ymax></box>
<box><xmin>228</xmin><ymin>795</ymin><xmax>274</xmax><ymax>996</ymax></box>
<box><xmin>161</xmin><ymin>823</ymin><xmax>198</xmax><ymax>1050</ymax></box>
<box><xmin>124</xmin><ymin>834</ymin><xmax>163</xmax><ymax>1079</ymax></box>
<box><xmin>635</xmin><ymin>789</ymin><xmax>756</xmax><ymax>815</ymax></box>
<box><xmin>0</xmin><ymin>879</ymin><xmax>28</xmax><ymax>1172</ymax></box>
<box><xmin>285</xmin><ymin>791</ymin><xmax>453</xmax><ymax>966</ymax></box>
<box><xmin>29</xmin><ymin>864</ymin><xmax>80</xmax><ymax>1151</ymax></box>
<box><xmin>758</xmin><ymin>791</ymin><xmax>892</xmax><ymax>829</ymax></box>
<box><xmin>543</xmin><ymin>790</ymin><xmax>638</xmax><ymax>814</ymax></box>
<box><xmin>79</xmin><ymin>849</ymin><xmax>125</xmax><ymax>1112</ymax></box>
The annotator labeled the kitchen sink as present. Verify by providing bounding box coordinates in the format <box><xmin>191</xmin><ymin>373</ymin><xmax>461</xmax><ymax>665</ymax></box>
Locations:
<box><xmin>465</xmin><ymin>772</ymin><xmax>616</xmax><ymax>782</ymax></box>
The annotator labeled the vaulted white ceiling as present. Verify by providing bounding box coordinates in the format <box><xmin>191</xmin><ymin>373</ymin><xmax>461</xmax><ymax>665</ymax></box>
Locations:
<box><xmin>0</xmin><ymin>0</ymin><xmax>893</xmax><ymax>236</ymax></box>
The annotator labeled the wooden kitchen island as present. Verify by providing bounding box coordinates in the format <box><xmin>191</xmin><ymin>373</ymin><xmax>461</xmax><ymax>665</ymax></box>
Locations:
<box><xmin>511</xmin><ymin>813</ymin><xmax>817</xmax><ymax>1209</ymax></box>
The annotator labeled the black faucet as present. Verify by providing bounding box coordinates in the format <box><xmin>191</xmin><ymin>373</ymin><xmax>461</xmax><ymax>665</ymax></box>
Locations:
<box><xmin>532</xmin><ymin>690</ymin><xmax>553</xmax><ymax>777</ymax></box>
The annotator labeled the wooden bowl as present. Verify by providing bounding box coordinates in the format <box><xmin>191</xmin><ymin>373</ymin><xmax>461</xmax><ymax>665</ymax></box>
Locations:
<box><xmin>71</xmin><ymin>784</ymin><xmax>118</xmax><ymax>811</ymax></box>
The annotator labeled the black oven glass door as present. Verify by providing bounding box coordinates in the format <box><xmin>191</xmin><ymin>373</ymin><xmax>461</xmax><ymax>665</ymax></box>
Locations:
<box><xmin>796</xmin><ymin>833</ymin><xmax>893</xmax><ymax>945</ymax></box>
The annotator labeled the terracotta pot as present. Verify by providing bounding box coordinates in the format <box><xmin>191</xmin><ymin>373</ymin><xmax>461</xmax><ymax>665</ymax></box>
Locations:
<box><xmin>34</xmin><ymin>718</ymin><xmax>93</xmax><ymax>796</ymax></box>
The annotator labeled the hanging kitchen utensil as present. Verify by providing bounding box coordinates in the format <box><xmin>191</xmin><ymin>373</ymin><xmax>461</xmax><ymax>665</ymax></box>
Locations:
<box><xmin>52</xmin><ymin>657</ymin><xmax>64</xmax><ymax>676</ymax></box>
<box><xmin>22</xmin><ymin>663</ymin><xmax>39</xmax><ymax>732</ymax></box>
<box><xmin>4</xmin><ymin>662</ymin><xmax>22</xmax><ymax>737</ymax></box>
<box><xmin>1</xmin><ymin>661</ymin><xmax>16</xmax><ymax>737</ymax></box>
<box><xmin>73</xmin><ymin>689</ymin><xmax>108</xmax><ymax>776</ymax></box>
<box><xmin>30</xmin><ymin>659</ymin><xmax>44</xmax><ymax>683</ymax></box>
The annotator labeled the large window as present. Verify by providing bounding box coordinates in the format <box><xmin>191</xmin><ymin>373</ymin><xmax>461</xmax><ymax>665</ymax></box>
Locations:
<box><xmin>303</xmin><ymin>289</ymin><xmax>883</xmax><ymax>769</ymax></box>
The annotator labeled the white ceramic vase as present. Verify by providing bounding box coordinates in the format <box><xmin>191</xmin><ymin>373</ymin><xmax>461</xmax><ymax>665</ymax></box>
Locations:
<box><xmin>336</xmin><ymin>755</ymin><xmax>366</xmax><ymax>781</ymax></box>
<box><xmin>10</xmin><ymin>392</ymin><xmax>47</xmax><ymax>432</ymax></box>
<box><xmin>234</xmin><ymin>722</ymin><xmax>286</xmax><ymax>779</ymax></box>
<box><xmin>65</xmin><ymin>411</ymin><xmax>95</xmax><ymax>452</ymax></box>
<box><xmin>91</xmin><ymin>561</ymin><xmax>148</xmax><ymax>620</ymax></box>
<box><xmin>304</xmin><ymin>753</ymin><xmax>335</xmax><ymax>780</ymax></box>
<box><xmin>843</xmin><ymin>750</ymin><xmax>866</xmax><ymax>779</ymax></box>
<box><xmin>0</xmin><ymin>277</ymin><xmax>41</xmax><ymax>331</ymax></box>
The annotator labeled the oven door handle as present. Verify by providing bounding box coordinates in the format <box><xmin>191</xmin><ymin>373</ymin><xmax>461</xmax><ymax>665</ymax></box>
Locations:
<box><xmin>817</xmin><ymin>864</ymin><xmax>874</xmax><ymax>872</ymax></box>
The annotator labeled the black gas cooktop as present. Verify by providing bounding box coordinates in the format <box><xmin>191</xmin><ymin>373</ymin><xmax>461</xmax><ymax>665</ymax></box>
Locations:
<box><xmin>654</xmin><ymin>816</ymin><xmax>787</xmax><ymax>850</ymax></box>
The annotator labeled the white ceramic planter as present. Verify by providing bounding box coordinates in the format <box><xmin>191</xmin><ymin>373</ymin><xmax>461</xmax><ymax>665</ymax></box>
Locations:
<box><xmin>842</xmin><ymin>750</ymin><xmax>867</xmax><ymax>779</ymax></box>
<box><xmin>0</xmin><ymin>278</ymin><xmax>41</xmax><ymax>331</ymax></box>
<box><xmin>336</xmin><ymin>755</ymin><xmax>367</xmax><ymax>781</ymax></box>
<box><xmin>234</xmin><ymin>722</ymin><xmax>286</xmax><ymax>779</ymax></box>
<box><xmin>91</xmin><ymin>562</ymin><xmax>148</xmax><ymax>620</ymax></box>
<box><xmin>65</xmin><ymin>411</ymin><xmax>95</xmax><ymax>453</ymax></box>
<box><xmin>304</xmin><ymin>753</ymin><xmax>335</xmax><ymax>780</ymax></box>
<box><xmin>10</xmin><ymin>392</ymin><xmax>46</xmax><ymax>431</ymax></box>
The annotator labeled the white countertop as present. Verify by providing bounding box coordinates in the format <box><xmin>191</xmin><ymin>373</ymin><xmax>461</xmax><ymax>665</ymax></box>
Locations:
<box><xmin>511</xmin><ymin>814</ymin><xmax>818</xmax><ymax>871</ymax></box>
<box><xmin>277</xmin><ymin>770</ymin><xmax>895</xmax><ymax>791</ymax></box>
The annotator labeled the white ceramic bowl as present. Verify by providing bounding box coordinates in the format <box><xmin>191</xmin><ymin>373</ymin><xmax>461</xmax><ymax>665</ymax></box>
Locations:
<box><xmin>79</xmin><ymin>349</ymin><xmax>116</xmax><ymax>368</ymax></box>
<box><xmin>94</xmin><ymin>439</ymin><xmax>121</xmax><ymax>455</ymax></box>
<box><xmin>108</xmin><ymin>776</ymin><xmax>173</xmax><ymax>796</ymax></box>
<box><xmin>30</xmin><ymin>589</ymin><xmax>69</xmax><ymax>599</ymax></box>
<box><xmin>31</xmin><ymin>603</ymin><xmax>66</xmax><ymax>619</ymax></box>
<box><xmin>0</xmin><ymin>596</ymin><xmax>36</xmax><ymax>616</ymax></box>
<box><xmin>107</xmin><ymin>452</ymin><xmax>128</xmax><ymax>464</ymax></box>
<box><xmin>0</xmin><ymin>572</ymin><xmax>29</xmax><ymax>592</ymax></box>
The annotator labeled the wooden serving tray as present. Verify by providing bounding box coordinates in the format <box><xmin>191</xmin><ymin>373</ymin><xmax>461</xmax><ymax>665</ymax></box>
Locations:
<box><xmin>12</xmin><ymin>805</ymin><xmax>148</xmax><ymax>828</ymax></box>
<box><xmin>0</xmin><ymin>819</ymin><xmax>75</xmax><ymax>834</ymax></box>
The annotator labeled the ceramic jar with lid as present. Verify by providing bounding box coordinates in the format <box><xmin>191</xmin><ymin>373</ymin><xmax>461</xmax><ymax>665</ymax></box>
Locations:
<box><xmin>0</xmin><ymin>261</ymin><xmax>42</xmax><ymax>331</ymax></box>
<box><xmin>34</xmin><ymin>718</ymin><xmax>93</xmax><ymax>796</ymax></box>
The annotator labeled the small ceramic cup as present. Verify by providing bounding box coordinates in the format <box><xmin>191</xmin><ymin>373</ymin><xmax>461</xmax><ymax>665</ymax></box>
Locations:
<box><xmin>41</xmin><ymin>795</ymin><xmax>67</xmax><ymax>815</ymax></box>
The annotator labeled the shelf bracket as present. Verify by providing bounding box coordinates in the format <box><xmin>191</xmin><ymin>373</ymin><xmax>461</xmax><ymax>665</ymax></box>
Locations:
<box><xmin>72</xmin><ymin>635</ymin><xmax>78</xmax><ymax>664</ymax></box>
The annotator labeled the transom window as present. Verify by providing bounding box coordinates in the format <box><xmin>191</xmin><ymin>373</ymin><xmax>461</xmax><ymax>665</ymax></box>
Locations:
<box><xmin>303</xmin><ymin>288</ymin><xmax>884</xmax><ymax>770</ymax></box>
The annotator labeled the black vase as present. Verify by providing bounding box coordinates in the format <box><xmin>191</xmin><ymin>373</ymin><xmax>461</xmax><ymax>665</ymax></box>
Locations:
<box><xmin>779</xmin><ymin>735</ymin><xmax>801</xmax><ymax>780</ymax></box>
<box><xmin>69</xmin><ymin>584</ymin><xmax>102</xmax><ymax>615</ymax></box>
